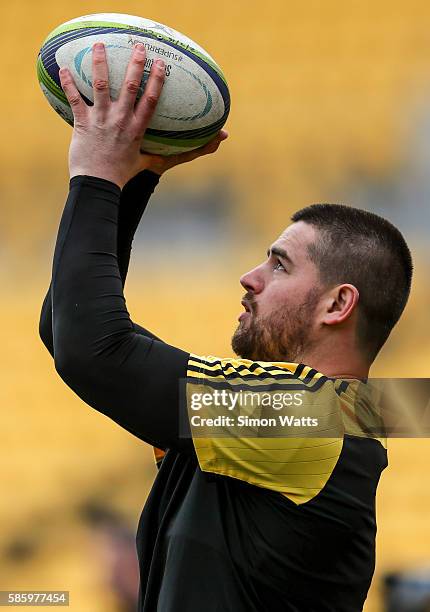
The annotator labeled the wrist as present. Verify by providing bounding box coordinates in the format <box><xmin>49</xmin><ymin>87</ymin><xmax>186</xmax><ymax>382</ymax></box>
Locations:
<box><xmin>70</xmin><ymin>170</ymin><xmax>125</xmax><ymax>190</ymax></box>
<box><xmin>139</xmin><ymin>164</ymin><xmax>164</xmax><ymax>177</ymax></box>
<box><xmin>139</xmin><ymin>154</ymin><xmax>175</xmax><ymax>177</ymax></box>
<box><xmin>70</xmin><ymin>174</ymin><xmax>123</xmax><ymax>197</ymax></box>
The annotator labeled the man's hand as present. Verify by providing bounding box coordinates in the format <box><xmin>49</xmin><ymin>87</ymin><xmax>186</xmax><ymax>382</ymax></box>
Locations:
<box><xmin>139</xmin><ymin>128</ymin><xmax>228</xmax><ymax>177</ymax></box>
<box><xmin>59</xmin><ymin>42</ymin><xmax>228</xmax><ymax>188</ymax></box>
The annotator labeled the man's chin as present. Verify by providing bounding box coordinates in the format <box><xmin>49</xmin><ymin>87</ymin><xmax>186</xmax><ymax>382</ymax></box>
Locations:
<box><xmin>231</xmin><ymin>326</ymin><xmax>260</xmax><ymax>361</ymax></box>
<box><xmin>231</xmin><ymin>328</ymin><xmax>247</xmax><ymax>359</ymax></box>
<box><xmin>231</xmin><ymin>327</ymin><xmax>290</xmax><ymax>362</ymax></box>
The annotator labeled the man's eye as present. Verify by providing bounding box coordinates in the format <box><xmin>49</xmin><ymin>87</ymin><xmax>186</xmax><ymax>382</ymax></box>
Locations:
<box><xmin>274</xmin><ymin>260</ymin><xmax>285</xmax><ymax>271</ymax></box>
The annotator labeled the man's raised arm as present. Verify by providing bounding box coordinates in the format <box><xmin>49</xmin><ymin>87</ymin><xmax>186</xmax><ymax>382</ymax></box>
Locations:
<box><xmin>39</xmin><ymin>169</ymin><xmax>162</xmax><ymax>358</ymax></box>
<box><xmin>45</xmin><ymin>42</ymin><xmax>226</xmax><ymax>450</ymax></box>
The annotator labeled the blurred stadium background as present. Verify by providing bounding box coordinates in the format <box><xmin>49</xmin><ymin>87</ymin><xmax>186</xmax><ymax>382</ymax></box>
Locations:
<box><xmin>1</xmin><ymin>1</ymin><xmax>430</xmax><ymax>610</ymax></box>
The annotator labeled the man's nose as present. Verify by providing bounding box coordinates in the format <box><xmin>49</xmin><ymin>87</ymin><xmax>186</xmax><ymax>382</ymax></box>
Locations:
<box><xmin>239</xmin><ymin>265</ymin><xmax>265</xmax><ymax>294</ymax></box>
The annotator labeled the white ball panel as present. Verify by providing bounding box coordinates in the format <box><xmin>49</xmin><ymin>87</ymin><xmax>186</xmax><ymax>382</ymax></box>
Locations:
<box><xmin>55</xmin><ymin>33</ymin><xmax>225</xmax><ymax>131</ymax></box>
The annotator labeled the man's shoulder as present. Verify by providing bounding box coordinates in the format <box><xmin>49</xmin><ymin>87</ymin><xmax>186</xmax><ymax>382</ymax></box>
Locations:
<box><xmin>187</xmin><ymin>353</ymin><xmax>328</xmax><ymax>386</ymax></box>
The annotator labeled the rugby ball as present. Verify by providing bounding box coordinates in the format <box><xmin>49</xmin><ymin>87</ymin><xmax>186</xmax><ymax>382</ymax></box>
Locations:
<box><xmin>37</xmin><ymin>13</ymin><xmax>230</xmax><ymax>155</ymax></box>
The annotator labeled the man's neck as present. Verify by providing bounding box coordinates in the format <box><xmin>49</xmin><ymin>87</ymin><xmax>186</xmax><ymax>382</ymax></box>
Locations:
<box><xmin>300</xmin><ymin>348</ymin><xmax>370</xmax><ymax>380</ymax></box>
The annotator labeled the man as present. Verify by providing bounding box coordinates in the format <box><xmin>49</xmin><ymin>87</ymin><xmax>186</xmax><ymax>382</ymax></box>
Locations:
<box><xmin>39</xmin><ymin>43</ymin><xmax>413</xmax><ymax>611</ymax></box>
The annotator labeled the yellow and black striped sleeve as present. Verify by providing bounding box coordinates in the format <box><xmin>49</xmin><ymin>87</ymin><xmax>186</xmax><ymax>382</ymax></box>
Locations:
<box><xmin>185</xmin><ymin>354</ymin><xmax>346</xmax><ymax>505</ymax></box>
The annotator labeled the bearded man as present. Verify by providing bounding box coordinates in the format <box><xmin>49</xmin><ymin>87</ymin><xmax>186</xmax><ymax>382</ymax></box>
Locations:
<box><xmin>39</xmin><ymin>43</ymin><xmax>412</xmax><ymax>611</ymax></box>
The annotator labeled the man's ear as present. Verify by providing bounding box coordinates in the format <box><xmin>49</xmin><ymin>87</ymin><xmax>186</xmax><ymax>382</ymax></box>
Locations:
<box><xmin>322</xmin><ymin>284</ymin><xmax>359</xmax><ymax>326</ymax></box>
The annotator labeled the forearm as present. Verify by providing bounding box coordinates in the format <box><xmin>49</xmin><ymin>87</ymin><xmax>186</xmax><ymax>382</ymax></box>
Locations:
<box><xmin>51</xmin><ymin>176</ymin><xmax>190</xmax><ymax>449</ymax></box>
<box><xmin>116</xmin><ymin>169</ymin><xmax>160</xmax><ymax>282</ymax></box>
<box><xmin>39</xmin><ymin>170</ymin><xmax>161</xmax><ymax>357</ymax></box>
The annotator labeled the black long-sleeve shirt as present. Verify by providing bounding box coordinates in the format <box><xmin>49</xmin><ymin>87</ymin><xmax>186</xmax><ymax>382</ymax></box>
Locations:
<box><xmin>40</xmin><ymin>171</ymin><xmax>191</xmax><ymax>450</ymax></box>
<box><xmin>40</xmin><ymin>170</ymin><xmax>161</xmax><ymax>352</ymax></box>
<box><xmin>40</xmin><ymin>174</ymin><xmax>387</xmax><ymax>611</ymax></box>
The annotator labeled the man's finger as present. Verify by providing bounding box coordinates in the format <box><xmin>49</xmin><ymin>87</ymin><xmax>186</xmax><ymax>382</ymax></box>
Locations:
<box><xmin>174</xmin><ymin>130</ymin><xmax>229</xmax><ymax>164</ymax></box>
<box><xmin>59</xmin><ymin>68</ymin><xmax>88</xmax><ymax>124</ymax></box>
<box><xmin>91</xmin><ymin>42</ymin><xmax>110</xmax><ymax>113</ymax></box>
<box><xmin>135</xmin><ymin>59</ymin><xmax>165</xmax><ymax>134</ymax></box>
<box><xmin>117</xmin><ymin>43</ymin><xmax>148</xmax><ymax>117</ymax></box>
<box><xmin>201</xmin><ymin>130</ymin><xmax>229</xmax><ymax>154</ymax></box>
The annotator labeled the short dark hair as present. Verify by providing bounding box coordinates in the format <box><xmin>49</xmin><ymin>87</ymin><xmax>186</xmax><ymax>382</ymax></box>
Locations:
<box><xmin>291</xmin><ymin>204</ymin><xmax>413</xmax><ymax>360</ymax></box>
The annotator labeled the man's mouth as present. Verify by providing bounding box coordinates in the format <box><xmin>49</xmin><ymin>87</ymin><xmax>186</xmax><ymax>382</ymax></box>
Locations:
<box><xmin>238</xmin><ymin>299</ymin><xmax>252</xmax><ymax>322</ymax></box>
<box><xmin>241</xmin><ymin>299</ymin><xmax>251</xmax><ymax>313</ymax></box>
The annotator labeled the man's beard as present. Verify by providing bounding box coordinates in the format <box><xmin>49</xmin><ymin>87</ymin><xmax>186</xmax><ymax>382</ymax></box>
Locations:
<box><xmin>231</xmin><ymin>288</ymin><xmax>320</xmax><ymax>363</ymax></box>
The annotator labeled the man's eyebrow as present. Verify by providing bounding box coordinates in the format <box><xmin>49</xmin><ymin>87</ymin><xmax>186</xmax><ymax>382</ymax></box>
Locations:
<box><xmin>267</xmin><ymin>246</ymin><xmax>294</xmax><ymax>265</ymax></box>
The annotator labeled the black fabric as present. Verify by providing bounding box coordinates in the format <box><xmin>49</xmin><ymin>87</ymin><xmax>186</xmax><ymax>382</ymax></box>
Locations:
<box><xmin>136</xmin><ymin>437</ymin><xmax>387</xmax><ymax>612</ymax></box>
<box><xmin>41</xmin><ymin>172</ymin><xmax>192</xmax><ymax>450</ymax></box>
<box><xmin>39</xmin><ymin>170</ymin><xmax>162</xmax><ymax>356</ymax></box>
<box><xmin>39</xmin><ymin>174</ymin><xmax>387</xmax><ymax>611</ymax></box>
